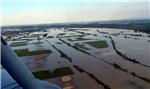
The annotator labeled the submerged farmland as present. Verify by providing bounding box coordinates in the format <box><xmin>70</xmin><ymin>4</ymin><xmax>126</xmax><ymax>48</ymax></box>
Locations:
<box><xmin>7</xmin><ymin>28</ymin><xmax>150</xmax><ymax>89</ymax></box>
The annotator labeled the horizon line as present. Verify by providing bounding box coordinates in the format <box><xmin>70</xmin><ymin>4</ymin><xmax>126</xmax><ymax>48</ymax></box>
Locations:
<box><xmin>2</xmin><ymin>18</ymin><xmax>150</xmax><ymax>27</ymax></box>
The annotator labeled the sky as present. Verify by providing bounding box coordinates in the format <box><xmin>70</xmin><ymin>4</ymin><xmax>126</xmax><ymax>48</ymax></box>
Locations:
<box><xmin>1</xmin><ymin>0</ymin><xmax>150</xmax><ymax>26</ymax></box>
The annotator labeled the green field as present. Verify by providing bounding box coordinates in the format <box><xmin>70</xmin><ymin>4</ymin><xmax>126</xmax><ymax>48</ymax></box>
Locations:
<box><xmin>67</xmin><ymin>38</ymin><xmax>74</xmax><ymax>41</ymax></box>
<box><xmin>30</xmin><ymin>50</ymin><xmax>51</xmax><ymax>55</ymax></box>
<box><xmin>31</xmin><ymin>42</ymin><xmax>44</xmax><ymax>44</ymax></box>
<box><xmin>15</xmin><ymin>49</ymin><xmax>29</xmax><ymax>56</ymax></box>
<box><xmin>75</xmin><ymin>36</ymin><xmax>91</xmax><ymax>41</ymax></box>
<box><xmin>10</xmin><ymin>41</ymin><xmax>27</xmax><ymax>47</ymax></box>
<box><xmin>12</xmin><ymin>38</ymin><xmax>23</xmax><ymax>41</ymax></box>
<box><xmin>56</xmin><ymin>42</ymin><xmax>62</xmax><ymax>44</ymax></box>
<box><xmin>68</xmin><ymin>36</ymin><xmax>91</xmax><ymax>42</ymax></box>
<box><xmin>60</xmin><ymin>35</ymin><xmax>84</xmax><ymax>38</ymax></box>
<box><xmin>32</xmin><ymin>70</ymin><xmax>52</xmax><ymax>79</ymax></box>
<box><xmin>32</xmin><ymin>67</ymin><xmax>73</xmax><ymax>79</ymax></box>
<box><xmin>74</xmin><ymin>43</ymin><xmax>90</xmax><ymax>50</ymax></box>
<box><xmin>22</xmin><ymin>38</ymin><xmax>34</xmax><ymax>41</ymax></box>
<box><xmin>14</xmin><ymin>49</ymin><xmax>52</xmax><ymax>57</ymax></box>
<box><xmin>53</xmin><ymin>67</ymin><xmax>74</xmax><ymax>77</ymax></box>
<box><xmin>85</xmin><ymin>40</ymin><xmax>108</xmax><ymax>48</ymax></box>
<box><xmin>47</xmin><ymin>36</ymin><xmax>54</xmax><ymax>38</ymax></box>
<box><xmin>29</xmin><ymin>34</ymin><xmax>40</xmax><ymax>37</ymax></box>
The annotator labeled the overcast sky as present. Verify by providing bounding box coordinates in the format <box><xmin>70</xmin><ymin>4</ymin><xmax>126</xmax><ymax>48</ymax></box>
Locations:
<box><xmin>2</xmin><ymin>0</ymin><xmax>150</xmax><ymax>26</ymax></box>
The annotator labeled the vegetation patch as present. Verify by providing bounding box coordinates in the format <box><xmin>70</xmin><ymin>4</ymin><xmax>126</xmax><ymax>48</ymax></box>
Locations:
<box><xmin>73</xmin><ymin>65</ymin><xmax>85</xmax><ymax>73</ymax></box>
<box><xmin>10</xmin><ymin>41</ymin><xmax>27</xmax><ymax>47</ymax></box>
<box><xmin>47</xmin><ymin>36</ymin><xmax>54</xmax><ymax>38</ymax></box>
<box><xmin>12</xmin><ymin>38</ymin><xmax>23</xmax><ymax>41</ymax></box>
<box><xmin>60</xmin><ymin>35</ymin><xmax>84</xmax><ymax>38</ymax></box>
<box><xmin>32</xmin><ymin>67</ymin><xmax>73</xmax><ymax>80</ymax></box>
<box><xmin>112</xmin><ymin>63</ymin><xmax>128</xmax><ymax>72</ymax></box>
<box><xmin>68</xmin><ymin>36</ymin><xmax>91</xmax><ymax>42</ymax></box>
<box><xmin>30</xmin><ymin>50</ymin><xmax>51</xmax><ymax>55</ymax></box>
<box><xmin>22</xmin><ymin>38</ymin><xmax>34</xmax><ymax>41</ymax></box>
<box><xmin>74</xmin><ymin>36</ymin><xmax>91</xmax><ymax>41</ymax></box>
<box><xmin>15</xmin><ymin>49</ymin><xmax>29</xmax><ymax>56</ymax></box>
<box><xmin>109</xmin><ymin>36</ymin><xmax>150</xmax><ymax>68</ymax></box>
<box><xmin>130</xmin><ymin>72</ymin><xmax>150</xmax><ymax>83</ymax></box>
<box><xmin>14</xmin><ymin>49</ymin><xmax>52</xmax><ymax>57</ymax></box>
<box><xmin>29</xmin><ymin>34</ymin><xmax>40</xmax><ymax>37</ymax></box>
<box><xmin>31</xmin><ymin>42</ymin><xmax>44</xmax><ymax>44</ymax></box>
<box><xmin>21</xmin><ymin>37</ymin><xmax>36</xmax><ymax>41</ymax></box>
<box><xmin>74</xmin><ymin>43</ymin><xmax>90</xmax><ymax>50</ymax></box>
<box><xmin>50</xmin><ymin>44</ymin><xmax>72</xmax><ymax>62</ymax></box>
<box><xmin>53</xmin><ymin>67</ymin><xmax>74</xmax><ymax>77</ymax></box>
<box><xmin>85</xmin><ymin>40</ymin><xmax>108</xmax><ymax>48</ymax></box>
<box><xmin>32</xmin><ymin>70</ymin><xmax>52</xmax><ymax>80</ymax></box>
<box><xmin>67</xmin><ymin>38</ymin><xmax>74</xmax><ymax>41</ymax></box>
<box><xmin>58</xmin><ymin>38</ymin><xmax>91</xmax><ymax>55</ymax></box>
<box><xmin>56</xmin><ymin>42</ymin><xmax>62</xmax><ymax>44</ymax></box>
<box><xmin>73</xmin><ymin>65</ymin><xmax>111</xmax><ymax>89</ymax></box>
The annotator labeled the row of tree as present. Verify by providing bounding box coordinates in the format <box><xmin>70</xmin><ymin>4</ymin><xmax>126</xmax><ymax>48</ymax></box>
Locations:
<box><xmin>73</xmin><ymin>65</ymin><xmax>111</xmax><ymax>89</ymax></box>
<box><xmin>46</xmin><ymin>40</ymin><xmax>72</xmax><ymax>62</ymax></box>
<box><xmin>109</xmin><ymin>36</ymin><xmax>150</xmax><ymax>68</ymax></box>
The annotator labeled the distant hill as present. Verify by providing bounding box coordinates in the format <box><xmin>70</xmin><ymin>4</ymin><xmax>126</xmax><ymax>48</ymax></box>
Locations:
<box><xmin>2</xmin><ymin>19</ymin><xmax>150</xmax><ymax>33</ymax></box>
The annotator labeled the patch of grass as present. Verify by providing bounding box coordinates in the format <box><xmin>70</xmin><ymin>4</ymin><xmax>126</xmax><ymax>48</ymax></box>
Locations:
<box><xmin>32</xmin><ymin>67</ymin><xmax>73</xmax><ymax>80</ymax></box>
<box><xmin>113</xmin><ymin>63</ymin><xmax>128</xmax><ymax>72</ymax></box>
<box><xmin>67</xmin><ymin>36</ymin><xmax>91</xmax><ymax>42</ymax></box>
<box><xmin>53</xmin><ymin>67</ymin><xmax>74</xmax><ymax>77</ymax></box>
<box><xmin>31</xmin><ymin>42</ymin><xmax>44</xmax><ymax>44</ymax></box>
<box><xmin>22</xmin><ymin>38</ymin><xmax>34</xmax><ymax>41</ymax></box>
<box><xmin>85</xmin><ymin>40</ymin><xmax>108</xmax><ymax>48</ymax></box>
<box><xmin>60</xmin><ymin>35</ymin><xmax>84</xmax><ymax>38</ymax></box>
<box><xmin>47</xmin><ymin>36</ymin><xmax>53</xmax><ymax>38</ymax></box>
<box><xmin>67</xmin><ymin>38</ymin><xmax>73</xmax><ymax>41</ymax></box>
<box><xmin>15</xmin><ymin>49</ymin><xmax>29</xmax><ymax>56</ymax></box>
<box><xmin>12</xmin><ymin>38</ymin><xmax>22</xmax><ymax>41</ymax></box>
<box><xmin>74</xmin><ymin>36</ymin><xmax>91</xmax><ymax>41</ymax></box>
<box><xmin>58</xmin><ymin>38</ymin><xmax>91</xmax><ymax>55</ymax></box>
<box><xmin>56</xmin><ymin>42</ymin><xmax>62</xmax><ymax>44</ymax></box>
<box><xmin>29</xmin><ymin>34</ymin><xmax>40</xmax><ymax>37</ymax></box>
<box><xmin>14</xmin><ymin>49</ymin><xmax>52</xmax><ymax>57</ymax></box>
<box><xmin>32</xmin><ymin>70</ymin><xmax>52</xmax><ymax>80</ymax></box>
<box><xmin>74</xmin><ymin>43</ymin><xmax>90</xmax><ymax>50</ymax></box>
<box><xmin>30</xmin><ymin>50</ymin><xmax>51</xmax><ymax>55</ymax></box>
<box><xmin>32</xmin><ymin>50</ymin><xmax>51</xmax><ymax>55</ymax></box>
<box><xmin>10</xmin><ymin>42</ymin><xmax>27</xmax><ymax>47</ymax></box>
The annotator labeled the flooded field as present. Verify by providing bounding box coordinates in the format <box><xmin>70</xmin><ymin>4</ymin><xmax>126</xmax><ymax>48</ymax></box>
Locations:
<box><xmin>7</xmin><ymin>28</ymin><xmax>150</xmax><ymax>89</ymax></box>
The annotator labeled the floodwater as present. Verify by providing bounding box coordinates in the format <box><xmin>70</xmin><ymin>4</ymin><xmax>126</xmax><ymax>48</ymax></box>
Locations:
<box><xmin>9</xmin><ymin>28</ymin><xmax>150</xmax><ymax>89</ymax></box>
